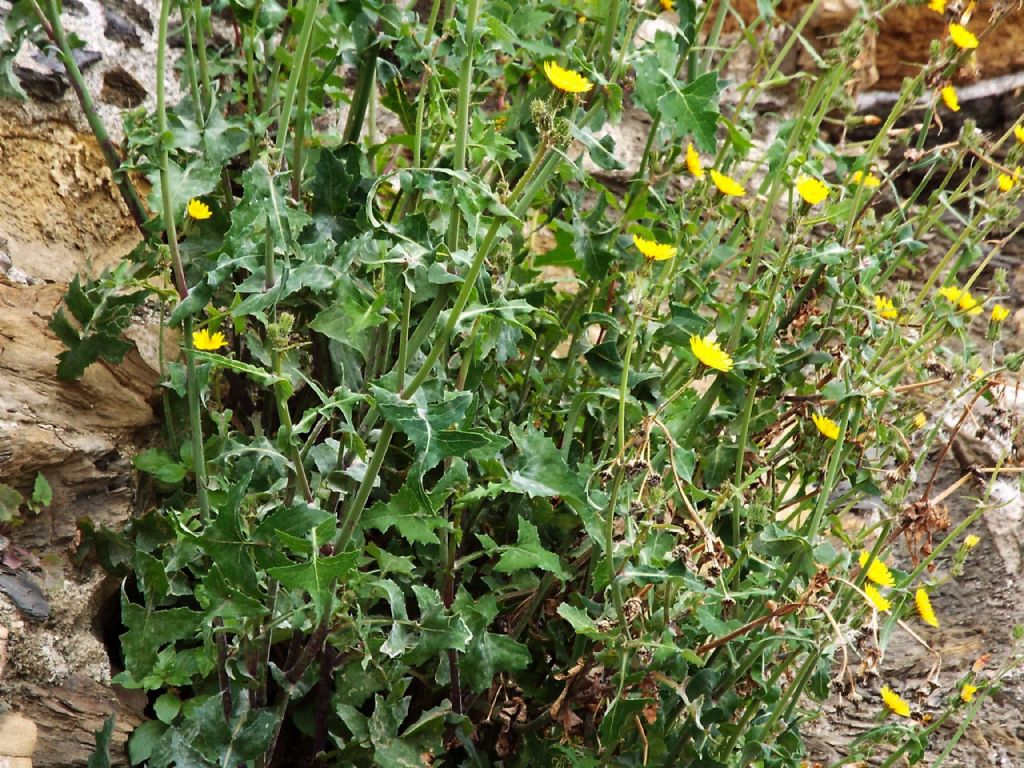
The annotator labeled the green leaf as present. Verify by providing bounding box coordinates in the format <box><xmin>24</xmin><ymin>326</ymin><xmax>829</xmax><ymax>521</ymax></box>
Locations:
<box><xmin>120</xmin><ymin>593</ymin><xmax>202</xmax><ymax>684</ymax></box>
<box><xmin>128</xmin><ymin>720</ymin><xmax>167</xmax><ymax>766</ymax></box>
<box><xmin>267</xmin><ymin>549</ymin><xmax>359</xmax><ymax>617</ymax></box>
<box><xmin>154</xmin><ymin>692</ymin><xmax>182</xmax><ymax>725</ymax></box>
<box><xmin>0</xmin><ymin>483</ymin><xmax>23</xmax><ymax>524</ymax></box>
<box><xmin>403</xmin><ymin>585</ymin><xmax>472</xmax><ymax>664</ymax></box>
<box><xmin>557</xmin><ymin>603</ymin><xmax>602</xmax><ymax>638</ymax></box>
<box><xmin>147</xmin><ymin>159</ymin><xmax>220</xmax><ymax>224</ymax></box>
<box><xmin>454</xmin><ymin>590</ymin><xmax>530</xmax><ymax>692</ymax></box>
<box><xmin>363</xmin><ymin>483</ymin><xmax>450</xmax><ymax>545</ymax></box>
<box><xmin>492</xmin><ymin>517</ymin><xmax>569</xmax><ymax>579</ymax></box>
<box><xmin>31</xmin><ymin>472</ymin><xmax>52</xmax><ymax>508</ymax></box>
<box><xmin>87</xmin><ymin>714</ymin><xmax>116</xmax><ymax>768</ymax></box>
<box><xmin>133</xmin><ymin>449</ymin><xmax>187</xmax><ymax>485</ymax></box>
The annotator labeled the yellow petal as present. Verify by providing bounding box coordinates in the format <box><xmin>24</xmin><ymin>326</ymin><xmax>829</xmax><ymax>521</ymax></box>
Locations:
<box><xmin>632</xmin><ymin>234</ymin><xmax>677</xmax><ymax>261</ymax></box>
<box><xmin>187</xmin><ymin>198</ymin><xmax>212</xmax><ymax>220</ymax></box>
<box><xmin>859</xmin><ymin>551</ymin><xmax>896</xmax><ymax>587</ymax></box>
<box><xmin>940</xmin><ymin>85</ymin><xmax>960</xmax><ymax>112</ymax></box>
<box><xmin>881</xmin><ymin>685</ymin><xmax>911</xmax><ymax>717</ymax></box>
<box><xmin>961</xmin><ymin>683</ymin><xmax>978</xmax><ymax>702</ymax></box>
<box><xmin>709</xmin><ymin>169</ymin><xmax>746</xmax><ymax>197</ymax></box>
<box><xmin>948</xmin><ymin>23</ymin><xmax>979</xmax><ymax>50</ymax></box>
<box><xmin>864</xmin><ymin>584</ymin><xmax>892</xmax><ymax>612</ymax></box>
<box><xmin>991</xmin><ymin>304</ymin><xmax>1009</xmax><ymax>323</ymax></box>
<box><xmin>192</xmin><ymin>328</ymin><xmax>227</xmax><ymax>351</ymax></box>
<box><xmin>915</xmin><ymin>587</ymin><xmax>939</xmax><ymax>627</ymax></box>
<box><xmin>690</xmin><ymin>334</ymin><xmax>734</xmax><ymax>372</ymax></box>
<box><xmin>811</xmin><ymin>413</ymin><xmax>839</xmax><ymax>440</ymax></box>
<box><xmin>796</xmin><ymin>176</ymin><xmax>829</xmax><ymax>205</ymax></box>
<box><xmin>685</xmin><ymin>143</ymin><xmax>705</xmax><ymax>179</ymax></box>
<box><xmin>542</xmin><ymin>61</ymin><xmax>593</xmax><ymax>94</ymax></box>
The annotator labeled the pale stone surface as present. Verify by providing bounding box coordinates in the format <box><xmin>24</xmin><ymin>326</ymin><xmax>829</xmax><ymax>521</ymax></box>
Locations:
<box><xmin>0</xmin><ymin>712</ymin><xmax>37</xmax><ymax>757</ymax></box>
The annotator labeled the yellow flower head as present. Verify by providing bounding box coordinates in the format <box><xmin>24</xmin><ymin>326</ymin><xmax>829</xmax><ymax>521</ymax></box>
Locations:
<box><xmin>632</xmin><ymin>234</ymin><xmax>677</xmax><ymax>261</ymax></box>
<box><xmin>998</xmin><ymin>173</ymin><xmax>1015</xmax><ymax>192</ymax></box>
<box><xmin>690</xmin><ymin>334</ymin><xmax>734</xmax><ymax>372</ymax></box>
<box><xmin>850</xmin><ymin>169</ymin><xmax>881</xmax><ymax>188</ymax></box>
<box><xmin>913</xmin><ymin>412</ymin><xmax>927</xmax><ymax>429</ymax></box>
<box><xmin>709</xmin><ymin>169</ymin><xmax>746</xmax><ymax>197</ymax></box>
<box><xmin>685</xmin><ymin>143</ymin><xmax>705</xmax><ymax>179</ymax></box>
<box><xmin>192</xmin><ymin>328</ymin><xmax>227</xmax><ymax>351</ymax></box>
<box><xmin>938</xmin><ymin>284</ymin><xmax>962</xmax><ymax>305</ymax></box>
<box><xmin>874</xmin><ymin>294</ymin><xmax>898</xmax><ymax>320</ymax></box>
<box><xmin>961</xmin><ymin>683</ymin><xmax>978</xmax><ymax>703</ymax></box>
<box><xmin>811</xmin><ymin>413</ymin><xmax>840</xmax><ymax>440</ymax></box>
<box><xmin>543</xmin><ymin>61</ymin><xmax>593</xmax><ymax>94</ymax></box>
<box><xmin>881</xmin><ymin>685</ymin><xmax>911</xmax><ymax>717</ymax></box>
<box><xmin>1014</xmin><ymin>125</ymin><xmax>1024</xmax><ymax>145</ymax></box>
<box><xmin>928</xmin><ymin>0</ymin><xmax>946</xmax><ymax>11</ymax></box>
<box><xmin>660</xmin><ymin>0</ymin><xmax>674</xmax><ymax>9</ymax></box>
<box><xmin>915</xmin><ymin>587</ymin><xmax>939</xmax><ymax>627</ymax></box>
<box><xmin>958</xmin><ymin>289</ymin><xmax>982</xmax><ymax>316</ymax></box>
<box><xmin>948</xmin><ymin>23</ymin><xmax>979</xmax><ymax>49</ymax></box>
<box><xmin>865</xmin><ymin>584</ymin><xmax>892</xmax><ymax>612</ymax></box>
<box><xmin>187</xmin><ymin>198</ymin><xmax>212</xmax><ymax>220</ymax></box>
<box><xmin>859</xmin><ymin>551</ymin><xmax>896</xmax><ymax>587</ymax></box>
<box><xmin>796</xmin><ymin>176</ymin><xmax>829</xmax><ymax>206</ymax></box>
<box><xmin>964</xmin><ymin>534</ymin><xmax>980</xmax><ymax>549</ymax></box>
<box><xmin>991</xmin><ymin>304</ymin><xmax>1010</xmax><ymax>323</ymax></box>
<box><xmin>941</xmin><ymin>85</ymin><xmax>960</xmax><ymax>112</ymax></box>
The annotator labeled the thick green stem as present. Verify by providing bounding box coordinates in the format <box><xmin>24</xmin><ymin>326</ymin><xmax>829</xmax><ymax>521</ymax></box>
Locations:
<box><xmin>184</xmin><ymin>318</ymin><xmax>212</xmax><ymax>522</ymax></box>
<box><xmin>342</xmin><ymin>43</ymin><xmax>380</xmax><ymax>144</ymax></box>
<box><xmin>192</xmin><ymin>0</ymin><xmax>213</xmax><ymax>115</ymax></box>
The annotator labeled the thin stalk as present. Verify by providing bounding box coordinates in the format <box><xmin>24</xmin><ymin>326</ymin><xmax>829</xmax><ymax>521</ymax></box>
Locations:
<box><xmin>342</xmin><ymin>43</ymin><xmax>380</xmax><ymax>144</ymax></box>
<box><xmin>275</xmin><ymin>0</ymin><xmax>320</xmax><ymax>157</ymax></box>
<box><xmin>598</xmin><ymin>0</ymin><xmax>621</xmax><ymax>75</ymax></box>
<box><xmin>192</xmin><ymin>0</ymin><xmax>213</xmax><ymax>115</ymax></box>
<box><xmin>290</xmin><ymin>14</ymin><xmax>316</xmax><ymax>199</ymax></box>
<box><xmin>445</xmin><ymin>0</ymin><xmax>481</xmax><ymax>250</ymax></box>
<box><xmin>184</xmin><ymin>318</ymin><xmax>212</xmax><ymax>521</ymax></box>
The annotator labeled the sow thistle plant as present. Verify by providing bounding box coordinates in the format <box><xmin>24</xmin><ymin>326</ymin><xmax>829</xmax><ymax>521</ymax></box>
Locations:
<box><xmin>12</xmin><ymin>0</ymin><xmax>1024</xmax><ymax>764</ymax></box>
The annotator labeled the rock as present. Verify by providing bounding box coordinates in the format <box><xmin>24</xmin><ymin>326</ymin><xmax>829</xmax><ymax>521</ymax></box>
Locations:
<box><xmin>0</xmin><ymin>712</ymin><xmax>37</xmax><ymax>757</ymax></box>
<box><xmin>13</xmin><ymin>50</ymin><xmax>102</xmax><ymax>103</ymax></box>
<box><xmin>103</xmin><ymin>9</ymin><xmax>142</xmax><ymax>48</ymax></box>
<box><xmin>100</xmin><ymin>67</ymin><xmax>147</xmax><ymax>108</ymax></box>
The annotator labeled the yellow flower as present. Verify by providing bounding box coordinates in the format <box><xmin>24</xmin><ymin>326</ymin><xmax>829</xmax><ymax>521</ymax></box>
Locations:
<box><xmin>864</xmin><ymin>584</ymin><xmax>892</xmax><ymax>612</ymax></box>
<box><xmin>690</xmin><ymin>334</ymin><xmax>734</xmax><ymax>372</ymax></box>
<box><xmin>940</xmin><ymin>85</ymin><xmax>960</xmax><ymax>112</ymax></box>
<box><xmin>881</xmin><ymin>685</ymin><xmax>911</xmax><ymax>717</ymax></box>
<box><xmin>660</xmin><ymin>0</ymin><xmax>674</xmax><ymax>9</ymax></box>
<box><xmin>915</xmin><ymin>587</ymin><xmax>939</xmax><ymax>627</ymax></box>
<box><xmin>972</xmin><ymin>366</ymin><xmax>985</xmax><ymax>381</ymax></box>
<box><xmin>187</xmin><ymin>198</ymin><xmax>212</xmax><ymax>220</ymax></box>
<box><xmin>632</xmin><ymin>234</ymin><xmax>677</xmax><ymax>261</ymax></box>
<box><xmin>850</xmin><ymin>169</ymin><xmax>881</xmax><ymax>188</ymax></box>
<box><xmin>948</xmin><ymin>23</ymin><xmax>979</xmax><ymax>49</ymax></box>
<box><xmin>928</xmin><ymin>0</ymin><xmax>946</xmax><ymax>11</ymax></box>
<box><xmin>685</xmin><ymin>143</ymin><xmax>705</xmax><ymax>179</ymax></box>
<box><xmin>192</xmin><ymin>328</ymin><xmax>227</xmax><ymax>351</ymax></box>
<box><xmin>991</xmin><ymin>304</ymin><xmax>1010</xmax><ymax>323</ymax></box>
<box><xmin>811</xmin><ymin>413</ymin><xmax>840</xmax><ymax>440</ymax></box>
<box><xmin>1014</xmin><ymin>125</ymin><xmax>1024</xmax><ymax>144</ymax></box>
<box><xmin>913</xmin><ymin>412</ymin><xmax>927</xmax><ymax>429</ymax></box>
<box><xmin>874</xmin><ymin>294</ymin><xmax>898</xmax><ymax>320</ymax></box>
<box><xmin>998</xmin><ymin>174</ymin><xmax>1015</xmax><ymax>192</ymax></box>
<box><xmin>938</xmin><ymin>284</ymin><xmax>962</xmax><ymax>304</ymax></box>
<box><xmin>796</xmin><ymin>176</ymin><xmax>829</xmax><ymax>205</ymax></box>
<box><xmin>859</xmin><ymin>551</ymin><xmax>896</xmax><ymax>587</ymax></box>
<box><xmin>964</xmin><ymin>534</ymin><xmax>980</xmax><ymax>549</ymax></box>
<box><xmin>709</xmin><ymin>169</ymin><xmax>746</xmax><ymax>197</ymax></box>
<box><xmin>543</xmin><ymin>61</ymin><xmax>593</xmax><ymax>94</ymax></box>
<box><xmin>961</xmin><ymin>683</ymin><xmax>978</xmax><ymax>702</ymax></box>
<box><xmin>958</xmin><ymin>290</ymin><xmax>982</xmax><ymax>316</ymax></box>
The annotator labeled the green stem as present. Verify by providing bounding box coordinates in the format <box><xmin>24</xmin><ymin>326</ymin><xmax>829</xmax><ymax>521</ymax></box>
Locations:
<box><xmin>445</xmin><ymin>0</ymin><xmax>481</xmax><ymax>250</ymax></box>
<box><xmin>599</xmin><ymin>0</ymin><xmax>621</xmax><ymax>75</ymax></box>
<box><xmin>192</xmin><ymin>0</ymin><xmax>213</xmax><ymax>115</ymax></box>
<box><xmin>342</xmin><ymin>43</ymin><xmax>380</xmax><ymax>144</ymax></box>
<box><xmin>184</xmin><ymin>318</ymin><xmax>212</xmax><ymax>522</ymax></box>
<box><xmin>275</xmin><ymin>0</ymin><xmax>320</xmax><ymax>158</ymax></box>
